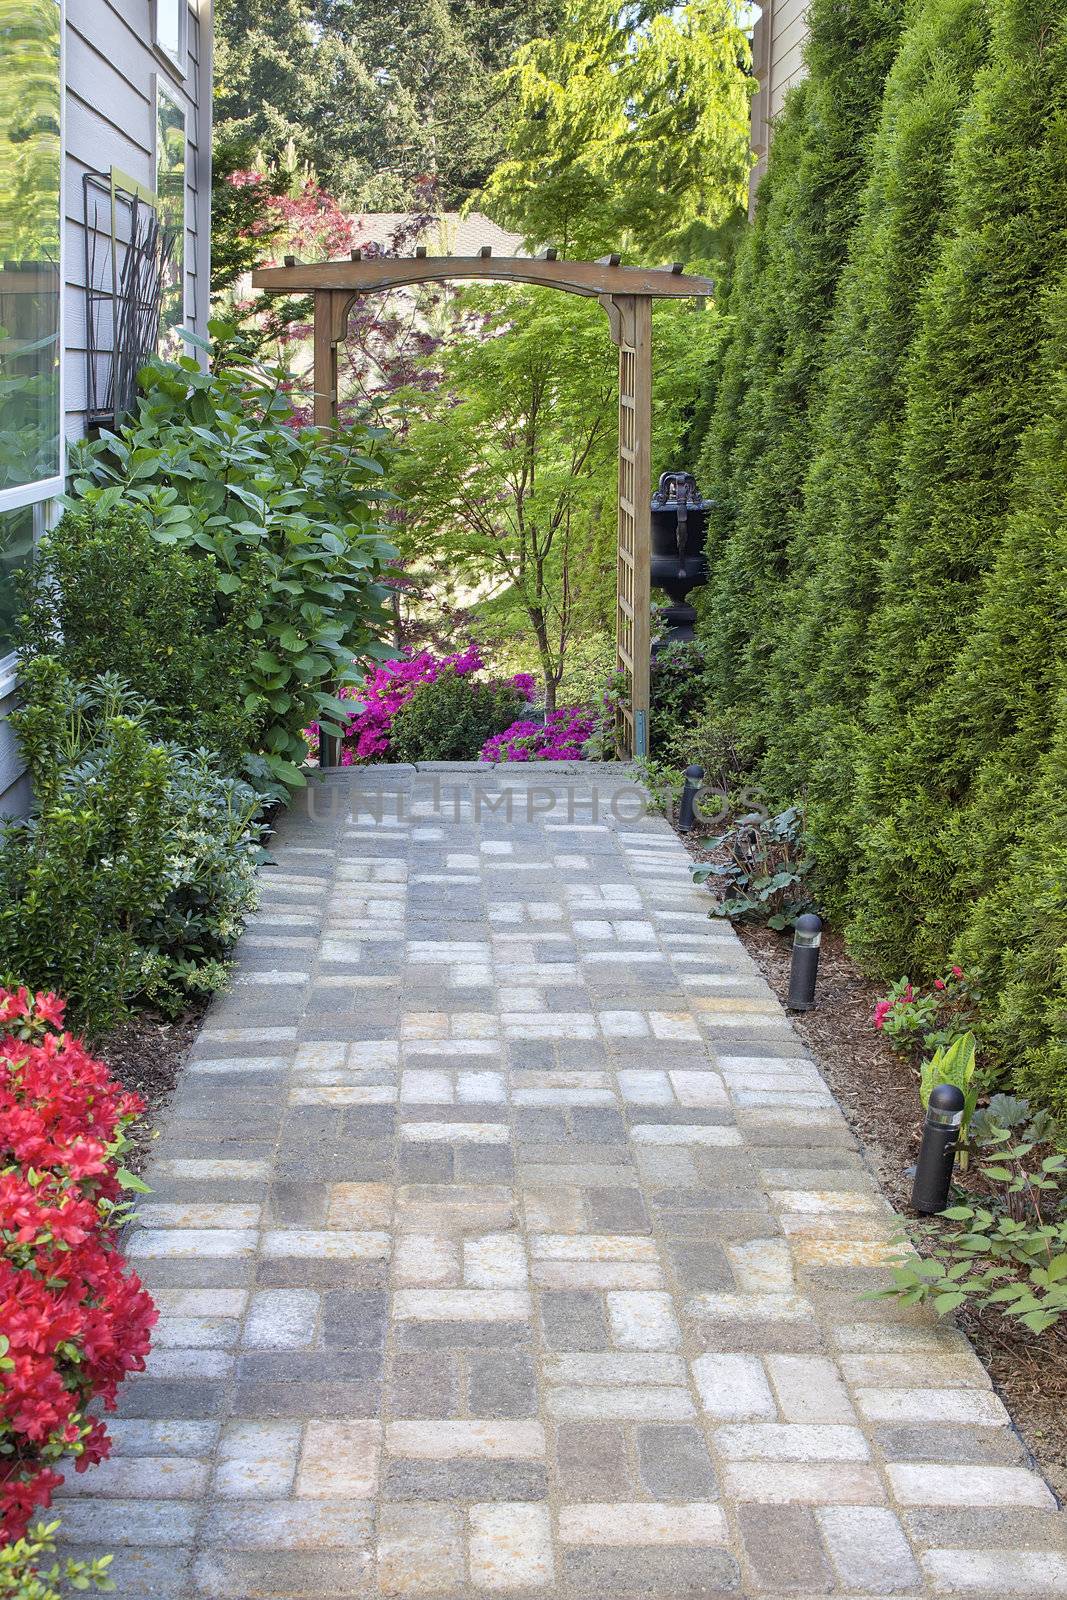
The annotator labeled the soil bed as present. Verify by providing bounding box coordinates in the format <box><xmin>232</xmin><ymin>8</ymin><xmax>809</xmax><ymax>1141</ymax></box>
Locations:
<box><xmin>680</xmin><ymin>830</ymin><xmax>1067</xmax><ymax>1498</ymax></box>
<box><xmin>736</xmin><ymin>918</ymin><xmax>1067</xmax><ymax>1500</ymax></box>
<box><xmin>98</xmin><ymin>1007</ymin><xmax>205</xmax><ymax>1176</ymax></box>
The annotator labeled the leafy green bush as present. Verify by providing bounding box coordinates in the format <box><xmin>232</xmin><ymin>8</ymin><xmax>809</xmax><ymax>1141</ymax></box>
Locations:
<box><xmin>0</xmin><ymin>1522</ymin><xmax>113</xmax><ymax>1599</ymax></box>
<box><xmin>16</xmin><ymin>505</ymin><xmax>261</xmax><ymax>770</ymax></box>
<box><xmin>387</xmin><ymin>667</ymin><xmax>526</xmax><ymax>764</ymax></box>
<box><xmin>0</xmin><ymin>662</ymin><xmax>264</xmax><ymax>1035</ymax></box>
<box><xmin>882</xmin><ymin>1100</ymin><xmax>1067</xmax><ymax>1333</ymax></box>
<box><xmin>68</xmin><ymin>326</ymin><xmax>397</xmax><ymax>792</ymax></box>
<box><xmin>693</xmin><ymin>805</ymin><xmax>814</xmax><ymax>929</ymax></box>
<box><xmin>0</xmin><ymin>667</ymin><xmax>174</xmax><ymax>1034</ymax></box>
<box><xmin>133</xmin><ymin>747</ymin><xmax>263</xmax><ymax>1015</ymax></box>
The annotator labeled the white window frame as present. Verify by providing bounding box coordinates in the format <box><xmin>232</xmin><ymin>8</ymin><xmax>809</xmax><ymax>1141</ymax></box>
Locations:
<box><xmin>152</xmin><ymin>0</ymin><xmax>188</xmax><ymax>79</ymax></box>
<box><xmin>154</xmin><ymin>74</ymin><xmax>190</xmax><ymax>337</ymax></box>
<box><xmin>0</xmin><ymin>0</ymin><xmax>66</xmax><ymax>690</ymax></box>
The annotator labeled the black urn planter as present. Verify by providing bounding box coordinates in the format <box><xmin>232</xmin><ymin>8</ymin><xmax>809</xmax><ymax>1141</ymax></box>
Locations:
<box><xmin>650</xmin><ymin>469</ymin><xmax>713</xmax><ymax>648</ymax></box>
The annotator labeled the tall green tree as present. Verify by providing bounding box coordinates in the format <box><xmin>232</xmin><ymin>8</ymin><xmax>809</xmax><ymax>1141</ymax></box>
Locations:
<box><xmin>697</xmin><ymin>0</ymin><xmax>906</xmax><ymax>730</ymax></box>
<box><xmin>755</xmin><ymin>0</ymin><xmax>991</xmax><ymax>887</ymax></box>
<box><xmin>391</xmin><ymin>285</ymin><xmax>719</xmax><ymax>704</ymax></box>
<box><xmin>478</xmin><ymin>0</ymin><xmax>753</xmax><ymax>259</ymax></box>
<box><xmin>214</xmin><ymin>0</ymin><xmax>565</xmax><ymax>209</ymax></box>
<box><xmin>390</xmin><ymin>288</ymin><xmax>617</xmax><ymax>708</ymax></box>
<box><xmin>846</xmin><ymin>0</ymin><xmax>1067</xmax><ymax>973</ymax></box>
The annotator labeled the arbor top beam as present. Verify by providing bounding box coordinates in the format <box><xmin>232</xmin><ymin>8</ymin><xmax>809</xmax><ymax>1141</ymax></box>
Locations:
<box><xmin>252</xmin><ymin>255</ymin><xmax>714</xmax><ymax>300</ymax></box>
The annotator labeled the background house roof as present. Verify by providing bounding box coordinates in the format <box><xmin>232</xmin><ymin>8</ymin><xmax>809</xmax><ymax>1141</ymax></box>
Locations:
<box><xmin>352</xmin><ymin>212</ymin><xmax>528</xmax><ymax>257</ymax></box>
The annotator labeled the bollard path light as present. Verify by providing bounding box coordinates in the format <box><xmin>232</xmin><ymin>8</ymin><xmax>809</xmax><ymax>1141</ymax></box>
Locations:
<box><xmin>677</xmin><ymin>765</ymin><xmax>704</xmax><ymax>834</ymax></box>
<box><xmin>912</xmin><ymin>1082</ymin><xmax>965</xmax><ymax>1215</ymax></box>
<box><xmin>786</xmin><ymin>912</ymin><xmax>822</xmax><ymax>1012</ymax></box>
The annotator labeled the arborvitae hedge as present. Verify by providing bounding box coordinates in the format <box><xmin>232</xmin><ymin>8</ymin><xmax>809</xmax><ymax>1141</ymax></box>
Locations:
<box><xmin>954</xmin><ymin>276</ymin><xmax>1067</xmax><ymax>1110</ymax></box>
<box><xmin>756</xmin><ymin>0</ymin><xmax>991</xmax><ymax>884</ymax></box>
<box><xmin>694</xmin><ymin>0</ymin><xmax>1067</xmax><ymax>1108</ymax></box>
<box><xmin>847</xmin><ymin>0</ymin><xmax>1067</xmax><ymax>972</ymax></box>
<box><xmin>698</xmin><ymin>0</ymin><xmax>905</xmax><ymax>726</ymax></box>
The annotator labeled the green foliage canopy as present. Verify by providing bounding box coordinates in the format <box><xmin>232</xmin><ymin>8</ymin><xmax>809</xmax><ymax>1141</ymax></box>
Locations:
<box><xmin>478</xmin><ymin>0</ymin><xmax>754</xmax><ymax>259</ymax></box>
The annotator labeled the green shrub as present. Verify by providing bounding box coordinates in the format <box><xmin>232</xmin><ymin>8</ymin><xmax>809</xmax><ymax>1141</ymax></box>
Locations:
<box><xmin>692</xmin><ymin>0</ymin><xmax>1067</xmax><ymax>1111</ymax></box>
<box><xmin>0</xmin><ymin>662</ymin><xmax>265</xmax><ymax>1035</ymax></box>
<box><xmin>68</xmin><ymin>326</ymin><xmax>397</xmax><ymax>792</ymax></box>
<box><xmin>698</xmin><ymin>0</ymin><xmax>905</xmax><ymax>733</ymax></box>
<box><xmin>387</xmin><ymin>668</ymin><xmax>526</xmax><ymax>763</ymax></box>
<box><xmin>133</xmin><ymin>746</ymin><xmax>263</xmax><ymax>1015</ymax></box>
<box><xmin>756</xmin><ymin>0</ymin><xmax>991</xmax><ymax>877</ymax></box>
<box><xmin>17</xmin><ymin>504</ymin><xmax>261</xmax><ymax>769</ymax></box>
<box><xmin>0</xmin><ymin>666</ymin><xmax>174</xmax><ymax>1034</ymax></box>
<box><xmin>0</xmin><ymin>1522</ymin><xmax>113</xmax><ymax>1599</ymax></box>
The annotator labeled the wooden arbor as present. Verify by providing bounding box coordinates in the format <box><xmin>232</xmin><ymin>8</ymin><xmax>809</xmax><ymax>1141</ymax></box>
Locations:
<box><xmin>252</xmin><ymin>253</ymin><xmax>715</xmax><ymax>757</ymax></box>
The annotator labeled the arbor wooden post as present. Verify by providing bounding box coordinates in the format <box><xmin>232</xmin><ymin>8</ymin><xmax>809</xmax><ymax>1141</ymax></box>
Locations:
<box><xmin>313</xmin><ymin>289</ymin><xmax>341</xmax><ymax>765</ymax></box>
<box><xmin>602</xmin><ymin>293</ymin><xmax>652</xmax><ymax>759</ymax></box>
<box><xmin>313</xmin><ymin>289</ymin><xmax>339</xmax><ymax>430</ymax></box>
<box><xmin>255</xmin><ymin>257</ymin><xmax>714</xmax><ymax>767</ymax></box>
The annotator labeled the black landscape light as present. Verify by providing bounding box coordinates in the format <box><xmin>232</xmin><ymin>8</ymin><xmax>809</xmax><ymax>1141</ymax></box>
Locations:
<box><xmin>677</xmin><ymin>764</ymin><xmax>704</xmax><ymax>834</ymax></box>
<box><xmin>786</xmin><ymin>912</ymin><xmax>822</xmax><ymax>1011</ymax></box>
<box><xmin>912</xmin><ymin>1082</ymin><xmax>965</xmax><ymax>1215</ymax></box>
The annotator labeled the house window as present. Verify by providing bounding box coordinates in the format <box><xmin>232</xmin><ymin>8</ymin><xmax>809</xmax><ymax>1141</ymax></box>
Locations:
<box><xmin>153</xmin><ymin>0</ymin><xmax>187</xmax><ymax>75</ymax></box>
<box><xmin>0</xmin><ymin>0</ymin><xmax>63</xmax><ymax>674</ymax></box>
<box><xmin>155</xmin><ymin>77</ymin><xmax>187</xmax><ymax>344</ymax></box>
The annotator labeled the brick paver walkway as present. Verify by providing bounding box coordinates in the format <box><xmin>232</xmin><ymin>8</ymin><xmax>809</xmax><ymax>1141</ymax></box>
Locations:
<box><xmin>60</xmin><ymin>766</ymin><xmax>1065</xmax><ymax>1597</ymax></box>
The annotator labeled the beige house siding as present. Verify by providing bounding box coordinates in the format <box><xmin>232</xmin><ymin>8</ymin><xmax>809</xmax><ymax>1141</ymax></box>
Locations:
<box><xmin>64</xmin><ymin>0</ymin><xmax>213</xmax><ymax>439</ymax></box>
<box><xmin>1</xmin><ymin>2</ymin><xmax>214</xmax><ymax>817</ymax></box>
<box><xmin>749</xmin><ymin>0</ymin><xmax>809</xmax><ymax>209</ymax></box>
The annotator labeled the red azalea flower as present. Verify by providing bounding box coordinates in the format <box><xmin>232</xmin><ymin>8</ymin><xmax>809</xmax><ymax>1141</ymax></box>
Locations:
<box><xmin>0</xmin><ymin>987</ymin><xmax>157</xmax><ymax>1540</ymax></box>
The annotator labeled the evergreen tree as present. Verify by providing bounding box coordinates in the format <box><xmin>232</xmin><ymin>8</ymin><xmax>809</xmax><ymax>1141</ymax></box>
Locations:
<box><xmin>845</xmin><ymin>0</ymin><xmax>1067</xmax><ymax>972</ymax></box>
<box><xmin>478</xmin><ymin>0</ymin><xmax>753</xmax><ymax>259</ymax></box>
<box><xmin>214</xmin><ymin>0</ymin><xmax>565</xmax><ymax>208</ymax></box>
<box><xmin>697</xmin><ymin>0</ymin><xmax>905</xmax><ymax>733</ymax></box>
<box><xmin>902</xmin><ymin>270</ymin><xmax>1067</xmax><ymax>1103</ymax></box>
<box><xmin>756</xmin><ymin>0</ymin><xmax>991</xmax><ymax>893</ymax></box>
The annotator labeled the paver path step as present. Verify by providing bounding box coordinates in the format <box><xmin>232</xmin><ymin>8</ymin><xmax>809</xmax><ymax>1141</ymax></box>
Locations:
<box><xmin>60</xmin><ymin>766</ymin><xmax>1066</xmax><ymax>1597</ymax></box>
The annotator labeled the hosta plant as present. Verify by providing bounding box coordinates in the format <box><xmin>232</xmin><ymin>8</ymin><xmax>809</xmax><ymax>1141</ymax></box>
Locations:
<box><xmin>920</xmin><ymin>1031</ymin><xmax>980</xmax><ymax>1156</ymax></box>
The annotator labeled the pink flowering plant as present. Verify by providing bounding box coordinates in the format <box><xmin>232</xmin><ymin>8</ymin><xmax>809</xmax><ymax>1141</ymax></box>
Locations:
<box><xmin>307</xmin><ymin>648</ymin><xmax>537</xmax><ymax>765</ymax></box>
<box><xmin>872</xmin><ymin>966</ymin><xmax>978</xmax><ymax>1056</ymax></box>
<box><xmin>481</xmin><ymin>706</ymin><xmax>600</xmax><ymax>763</ymax></box>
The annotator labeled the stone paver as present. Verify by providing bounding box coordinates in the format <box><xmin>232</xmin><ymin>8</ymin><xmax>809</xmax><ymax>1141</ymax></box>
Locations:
<box><xmin>59</xmin><ymin>766</ymin><xmax>1066</xmax><ymax>1597</ymax></box>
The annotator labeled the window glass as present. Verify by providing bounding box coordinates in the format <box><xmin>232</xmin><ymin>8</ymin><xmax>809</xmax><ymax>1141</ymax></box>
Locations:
<box><xmin>155</xmin><ymin>0</ymin><xmax>183</xmax><ymax>67</ymax></box>
<box><xmin>0</xmin><ymin>502</ymin><xmax>35</xmax><ymax>659</ymax></box>
<box><xmin>156</xmin><ymin>80</ymin><xmax>187</xmax><ymax>344</ymax></box>
<box><xmin>0</xmin><ymin>0</ymin><xmax>62</xmax><ymax>493</ymax></box>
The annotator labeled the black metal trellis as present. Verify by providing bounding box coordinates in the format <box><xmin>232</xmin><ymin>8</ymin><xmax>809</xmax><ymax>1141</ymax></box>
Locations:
<box><xmin>83</xmin><ymin>169</ymin><xmax>175</xmax><ymax>430</ymax></box>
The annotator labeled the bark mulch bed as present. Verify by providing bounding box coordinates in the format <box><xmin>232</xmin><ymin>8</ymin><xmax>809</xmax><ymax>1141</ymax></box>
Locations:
<box><xmin>97</xmin><ymin>1007</ymin><xmax>206</xmax><ymax>1177</ymax></box>
<box><xmin>735</xmin><ymin>918</ymin><xmax>1067</xmax><ymax>1501</ymax></box>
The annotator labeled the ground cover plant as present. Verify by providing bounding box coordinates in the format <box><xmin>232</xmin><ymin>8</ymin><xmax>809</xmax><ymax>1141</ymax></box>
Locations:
<box><xmin>0</xmin><ymin>987</ymin><xmax>156</xmax><ymax>1541</ymax></box>
<box><xmin>883</xmin><ymin>1095</ymin><xmax>1067</xmax><ymax>1334</ymax></box>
